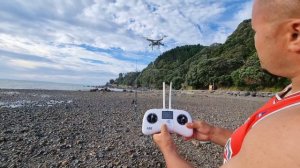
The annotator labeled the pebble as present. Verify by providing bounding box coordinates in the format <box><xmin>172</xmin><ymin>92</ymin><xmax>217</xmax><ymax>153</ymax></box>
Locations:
<box><xmin>0</xmin><ymin>137</ymin><xmax>6</xmax><ymax>143</ymax></box>
<box><xmin>76</xmin><ymin>140</ymin><xmax>84</xmax><ymax>144</ymax></box>
<box><xmin>59</xmin><ymin>160</ymin><xmax>69</xmax><ymax>166</ymax></box>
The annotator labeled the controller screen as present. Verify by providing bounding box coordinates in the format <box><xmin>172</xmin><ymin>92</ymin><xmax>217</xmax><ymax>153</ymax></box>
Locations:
<box><xmin>162</xmin><ymin>111</ymin><xmax>173</xmax><ymax>119</ymax></box>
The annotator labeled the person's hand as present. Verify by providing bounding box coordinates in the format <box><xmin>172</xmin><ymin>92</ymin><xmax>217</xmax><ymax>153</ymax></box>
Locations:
<box><xmin>185</xmin><ymin>120</ymin><xmax>215</xmax><ymax>141</ymax></box>
<box><xmin>153</xmin><ymin>124</ymin><xmax>177</xmax><ymax>154</ymax></box>
<box><xmin>153</xmin><ymin>125</ymin><xmax>194</xmax><ymax>168</ymax></box>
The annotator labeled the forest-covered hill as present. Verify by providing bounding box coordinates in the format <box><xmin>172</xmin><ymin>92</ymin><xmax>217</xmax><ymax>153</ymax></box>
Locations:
<box><xmin>110</xmin><ymin>19</ymin><xmax>289</xmax><ymax>91</ymax></box>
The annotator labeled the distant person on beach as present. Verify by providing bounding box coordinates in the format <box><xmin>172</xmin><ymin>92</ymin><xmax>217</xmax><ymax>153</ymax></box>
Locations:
<box><xmin>152</xmin><ymin>0</ymin><xmax>300</xmax><ymax>167</ymax></box>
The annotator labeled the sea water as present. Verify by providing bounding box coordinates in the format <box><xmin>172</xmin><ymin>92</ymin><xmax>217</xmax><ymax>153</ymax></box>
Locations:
<box><xmin>0</xmin><ymin>79</ymin><xmax>92</xmax><ymax>91</ymax></box>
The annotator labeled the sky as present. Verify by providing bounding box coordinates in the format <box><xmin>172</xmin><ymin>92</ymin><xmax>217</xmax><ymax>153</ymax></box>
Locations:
<box><xmin>0</xmin><ymin>0</ymin><xmax>253</xmax><ymax>85</ymax></box>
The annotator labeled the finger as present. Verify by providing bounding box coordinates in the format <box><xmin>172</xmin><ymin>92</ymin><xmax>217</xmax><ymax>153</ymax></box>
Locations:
<box><xmin>195</xmin><ymin>134</ymin><xmax>210</xmax><ymax>141</ymax></box>
<box><xmin>186</xmin><ymin>123</ymin><xmax>194</xmax><ymax>128</ymax></box>
<box><xmin>187</xmin><ymin>120</ymin><xmax>207</xmax><ymax>129</ymax></box>
<box><xmin>161</xmin><ymin>124</ymin><xmax>169</xmax><ymax>135</ymax></box>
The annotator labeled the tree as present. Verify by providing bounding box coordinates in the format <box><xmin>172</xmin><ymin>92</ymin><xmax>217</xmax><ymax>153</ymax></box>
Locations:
<box><xmin>109</xmin><ymin>79</ymin><xmax>115</xmax><ymax>84</ymax></box>
<box><xmin>172</xmin><ymin>77</ymin><xmax>184</xmax><ymax>90</ymax></box>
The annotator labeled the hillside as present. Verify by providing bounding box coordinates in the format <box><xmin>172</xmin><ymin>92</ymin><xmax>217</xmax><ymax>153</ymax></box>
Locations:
<box><xmin>111</xmin><ymin>19</ymin><xmax>289</xmax><ymax>91</ymax></box>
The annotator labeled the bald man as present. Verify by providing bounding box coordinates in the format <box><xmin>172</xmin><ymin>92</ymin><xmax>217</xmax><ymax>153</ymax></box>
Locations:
<box><xmin>152</xmin><ymin>0</ymin><xmax>300</xmax><ymax>167</ymax></box>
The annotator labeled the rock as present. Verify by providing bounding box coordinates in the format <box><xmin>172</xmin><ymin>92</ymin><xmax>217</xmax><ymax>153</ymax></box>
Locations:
<box><xmin>114</xmin><ymin>159</ymin><xmax>121</xmax><ymax>166</ymax></box>
<box><xmin>108</xmin><ymin>162</ymin><xmax>113</xmax><ymax>168</ymax></box>
<box><xmin>130</xmin><ymin>154</ymin><xmax>137</xmax><ymax>159</ymax></box>
<box><xmin>104</xmin><ymin>146</ymin><xmax>114</xmax><ymax>151</ymax></box>
<box><xmin>68</xmin><ymin>155</ymin><xmax>76</xmax><ymax>161</ymax></box>
<box><xmin>0</xmin><ymin>137</ymin><xmax>7</xmax><ymax>143</ymax></box>
<box><xmin>243</xmin><ymin>91</ymin><xmax>250</xmax><ymax>96</ymax></box>
<box><xmin>97</xmin><ymin>152</ymin><xmax>104</xmax><ymax>159</ymax></box>
<box><xmin>0</xmin><ymin>163</ymin><xmax>9</xmax><ymax>167</ymax></box>
<box><xmin>16</xmin><ymin>137</ymin><xmax>23</xmax><ymax>142</ymax></box>
<box><xmin>29</xmin><ymin>145</ymin><xmax>37</xmax><ymax>154</ymax></box>
<box><xmin>75</xmin><ymin>140</ymin><xmax>84</xmax><ymax>145</ymax></box>
<box><xmin>39</xmin><ymin>139</ymin><xmax>47</xmax><ymax>146</ymax></box>
<box><xmin>191</xmin><ymin>140</ymin><xmax>200</xmax><ymax>147</ymax></box>
<box><xmin>90</xmin><ymin>88</ymin><xmax>98</xmax><ymax>92</ymax></box>
<box><xmin>89</xmin><ymin>151</ymin><xmax>96</xmax><ymax>157</ymax></box>
<box><xmin>34</xmin><ymin>150</ymin><xmax>45</xmax><ymax>157</ymax></box>
<box><xmin>226</xmin><ymin>91</ymin><xmax>233</xmax><ymax>95</ymax></box>
<box><xmin>20</xmin><ymin>127</ymin><xmax>29</xmax><ymax>133</ymax></box>
<box><xmin>59</xmin><ymin>160</ymin><xmax>69</xmax><ymax>167</ymax></box>
<box><xmin>73</xmin><ymin>159</ymin><xmax>80</xmax><ymax>165</ymax></box>
<box><xmin>3</xmin><ymin>130</ymin><xmax>13</xmax><ymax>134</ymax></box>
<box><xmin>60</xmin><ymin>143</ymin><xmax>72</xmax><ymax>149</ymax></box>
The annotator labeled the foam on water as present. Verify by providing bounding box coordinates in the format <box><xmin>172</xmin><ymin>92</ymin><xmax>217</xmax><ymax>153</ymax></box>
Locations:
<box><xmin>2</xmin><ymin>91</ymin><xmax>20</xmax><ymax>95</ymax></box>
<box><xmin>0</xmin><ymin>79</ymin><xmax>92</xmax><ymax>91</ymax></box>
<box><xmin>0</xmin><ymin>100</ymin><xmax>73</xmax><ymax>109</ymax></box>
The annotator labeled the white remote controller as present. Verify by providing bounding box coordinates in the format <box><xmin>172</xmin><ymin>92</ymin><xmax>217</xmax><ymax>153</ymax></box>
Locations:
<box><xmin>142</xmin><ymin>82</ymin><xmax>193</xmax><ymax>137</ymax></box>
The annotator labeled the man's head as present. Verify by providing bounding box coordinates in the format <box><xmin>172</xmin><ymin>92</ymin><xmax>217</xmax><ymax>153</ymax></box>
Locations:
<box><xmin>252</xmin><ymin>0</ymin><xmax>300</xmax><ymax>79</ymax></box>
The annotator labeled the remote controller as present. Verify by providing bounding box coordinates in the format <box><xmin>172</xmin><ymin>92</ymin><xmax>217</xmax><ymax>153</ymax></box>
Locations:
<box><xmin>142</xmin><ymin>82</ymin><xmax>193</xmax><ymax>137</ymax></box>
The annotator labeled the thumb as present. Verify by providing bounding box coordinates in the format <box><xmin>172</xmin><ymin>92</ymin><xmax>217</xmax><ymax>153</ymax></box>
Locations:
<box><xmin>161</xmin><ymin>124</ymin><xmax>169</xmax><ymax>134</ymax></box>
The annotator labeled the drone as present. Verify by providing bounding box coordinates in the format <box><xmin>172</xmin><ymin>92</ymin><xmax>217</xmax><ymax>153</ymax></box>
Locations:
<box><xmin>146</xmin><ymin>35</ymin><xmax>167</xmax><ymax>50</ymax></box>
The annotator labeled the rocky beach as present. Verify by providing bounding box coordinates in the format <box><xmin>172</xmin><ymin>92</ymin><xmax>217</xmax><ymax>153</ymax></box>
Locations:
<box><xmin>0</xmin><ymin>89</ymin><xmax>269</xmax><ymax>168</ymax></box>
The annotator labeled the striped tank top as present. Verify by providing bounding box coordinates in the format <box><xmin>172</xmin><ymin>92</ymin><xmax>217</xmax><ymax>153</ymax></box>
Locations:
<box><xmin>223</xmin><ymin>85</ymin><xmax>300</xmax><ymax>162</ymax></box>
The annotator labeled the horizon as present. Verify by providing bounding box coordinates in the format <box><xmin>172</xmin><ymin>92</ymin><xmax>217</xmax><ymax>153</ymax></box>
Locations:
<box><xmin>0</xmin><ymin>78</ymin><xmax>92</xmax><ymax>86</ymax></box>
<box><xmin>0</xmin><ymin>0</ymin><xmax>253</xmax><ymax>85</ymax></box>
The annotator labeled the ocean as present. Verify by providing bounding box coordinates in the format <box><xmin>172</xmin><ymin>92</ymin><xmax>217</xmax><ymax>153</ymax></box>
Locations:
<box><xmin>0</xmin><ymin>79</ymin><xmax>93</xmax><ymax>91</ymax></box>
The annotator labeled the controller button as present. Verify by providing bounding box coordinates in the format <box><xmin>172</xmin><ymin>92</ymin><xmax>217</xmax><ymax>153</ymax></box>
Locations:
<box><xmin>147</xmin><ymin>113</ymin><xmax>158</xmax><ymax>124</ymax></box>
<box><xmin>177</xmin><ymin>114</ymin><xmax>188</xmax><ymax>125</ymax></box>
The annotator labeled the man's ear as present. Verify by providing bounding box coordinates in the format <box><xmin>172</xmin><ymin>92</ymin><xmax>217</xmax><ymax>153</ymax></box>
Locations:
<box><xmin>288</xmin><ymin>20</ymin><xmax>300</xmax><ymax>53</ymax></box>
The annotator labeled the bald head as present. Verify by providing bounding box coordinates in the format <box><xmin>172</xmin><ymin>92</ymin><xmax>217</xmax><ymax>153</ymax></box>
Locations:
<box><xmin>252</xmin><ymin>0</ymin><xmax>300</xmax><ymax>90</ymax></box>
<box><xmin>255</xmin><ymin>0</ymin><xmax>300</xmax><ymax>23</ymax></box>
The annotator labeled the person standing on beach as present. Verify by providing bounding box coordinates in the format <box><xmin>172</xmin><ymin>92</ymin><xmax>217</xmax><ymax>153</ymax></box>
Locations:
<box><xmin>152</xmin><ymin>0</ymin><xmax>300</xmax><ymax>167</ymax></box>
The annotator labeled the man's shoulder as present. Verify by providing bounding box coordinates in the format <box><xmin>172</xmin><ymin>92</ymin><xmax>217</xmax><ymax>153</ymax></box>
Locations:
<box><xmin>263</xmin><ymin>103</ymin><xmax>300</xmax><ymax>130</ymax></box>
<box><xmin>221</xmin><ymin>105</ymin><xmax>300</xmax><ymax>168</ymax></box>
<box><xmin>250</xmin><ymin>99</ymin><xmax>300</xmax><ymax>134</ymax></box>
<box><xmin>244</xmin><ymin>105</ymin><xmax>300</xmax><ymax>166</ymax></box>
<box><xmin>251</xmin><ymin>103</ymin><xmax>300</xmax><ymax>141</ymax></box>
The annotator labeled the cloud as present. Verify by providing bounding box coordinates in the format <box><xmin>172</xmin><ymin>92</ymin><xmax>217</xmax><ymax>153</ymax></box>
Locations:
<box><xmin>7</xmin><ymin>59</ymin><xmax>63</xmax><ymax>70</ymax></box>
<box><xmin>0</xmin><ymin>0</ymin><xmax>253</xmax><ymax>85</ymax></box>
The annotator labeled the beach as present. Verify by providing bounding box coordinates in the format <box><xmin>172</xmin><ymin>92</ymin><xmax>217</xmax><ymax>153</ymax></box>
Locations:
<box><xmin>0</xmin><ymin>89</ymin><xmax>268</xmax><ymax>167</ymax></box>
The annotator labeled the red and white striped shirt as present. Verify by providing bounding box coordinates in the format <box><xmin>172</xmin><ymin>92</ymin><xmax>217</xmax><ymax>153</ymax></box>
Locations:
<box><xmin>223</xmin><ymin>85</ymin><xmax>300</xmax><ymax>162</ymax></box>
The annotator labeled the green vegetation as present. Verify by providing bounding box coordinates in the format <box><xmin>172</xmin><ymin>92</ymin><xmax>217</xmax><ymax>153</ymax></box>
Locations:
<box><xmin>110</xmin><ymin>19</ymin><xmax>290</xmax><ymax>91</ymax></box>
<box><xmin>112</xmin><ymin>72</ymin><xmax>140</xmax><ymax>87</ymax></box>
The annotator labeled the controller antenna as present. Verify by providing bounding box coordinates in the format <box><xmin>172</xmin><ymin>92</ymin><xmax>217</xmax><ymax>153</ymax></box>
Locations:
<box><xmin>169</xmin><ymin>82</ymin><xmax>172</xmax><ymax>109</ymax></box>
<box><xmin>163</xmin><ymin>82</ymin><xmax>166</xmax><ymax>109</ymax></box>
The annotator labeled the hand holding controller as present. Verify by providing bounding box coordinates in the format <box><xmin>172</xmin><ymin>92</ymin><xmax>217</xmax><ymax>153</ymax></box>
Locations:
<box><xmin>142</xmin><ymin>109</ymin><xmax>193</xmax><ymax>137</ymax></box>
<box><xmin>142</xmin><ymin>82</ymin><xmax>193</xmax><ymax>137</ymax></box>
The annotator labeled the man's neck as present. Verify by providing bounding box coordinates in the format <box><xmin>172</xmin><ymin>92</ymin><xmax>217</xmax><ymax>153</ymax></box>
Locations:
<box><xmin>290</xmin><ymin>76</ymin><xmax>300</xmax><ymax>94</ymax></box>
